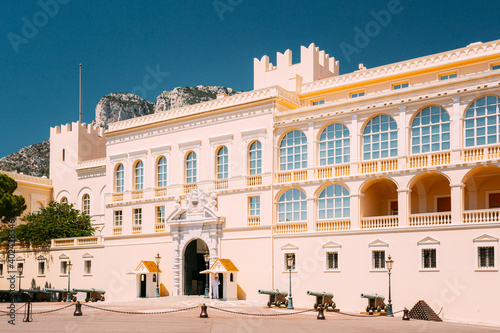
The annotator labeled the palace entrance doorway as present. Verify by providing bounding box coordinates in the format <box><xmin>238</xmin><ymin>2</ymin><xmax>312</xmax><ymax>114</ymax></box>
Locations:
<box><xmin>184</xmin><ymin>239</ymin><xmax>209</xmax><ymax>295</ymax></box>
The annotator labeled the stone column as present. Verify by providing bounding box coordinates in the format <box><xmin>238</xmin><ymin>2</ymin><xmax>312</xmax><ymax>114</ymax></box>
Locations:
<box><xmin>397</xmin><ymin>189</ymin><xmax>411</xmax><ymax>227</ymax></box>
<box><xmin>307</xmin><ymin>121</ymin><xmax>315</xmax><ymax>180</ymax></box>
<box><xmin>350</xmin><ymin>193</ymin><xmax>362</xmax><ymax>230</ymax></box>
<box><xmin>451</xmin><ymin>97</ymin><xmax>461</xmax><ymax>163</ymax></box>
<box><xmin>398</xmin><ymin>106</ymin><xmax>407</xmax><ymax>169</ymax></box>
<box><xmin>349</xmin><ymin>114</ymin><xmax>359</xmax><ymax>174</ymax></box>
<box><xmin>450</xmin><ymin>183</ymin><xmax>464</xmax><ymax>224</ymax></box>
<box><xmin>172</xmin><ymin>232</ymin><xmax>181</xmax><ymax>296</ymax></box>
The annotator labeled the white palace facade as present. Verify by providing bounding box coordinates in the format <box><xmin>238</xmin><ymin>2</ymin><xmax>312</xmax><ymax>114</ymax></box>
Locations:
<box><xmin>2</xmin><ymin>40</ymin><xmax>500</xmax><ymax>325</ymax></box>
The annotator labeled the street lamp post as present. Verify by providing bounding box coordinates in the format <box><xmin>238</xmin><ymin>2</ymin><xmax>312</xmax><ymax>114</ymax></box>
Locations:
<box><xmin>386</xmin><ymin>255</ymin><xmax>394</xmax><ymax>317</ymax></box>
<box><xmin>66</xmin><ymin>260</ymin><xmax>73</xmax><ymax>302</ymax></box>
<box><xmin>17</xmin><ymin>265</ymin><xmax>23</xmax><ymax>302</ymax></box>
<box><xmin>287</xmin><ymin>254</ymin><xmax>294</xmax><ymax>309</ymax></box>
<box><xmin>155</xmin><ymin>252</ymin><xmax>161</xmax><ymax>298</ymax></box>
<box><xmin>203</xmin><ymin>251</ymin><xmax>210</xmax><ymax>299</ymax></box>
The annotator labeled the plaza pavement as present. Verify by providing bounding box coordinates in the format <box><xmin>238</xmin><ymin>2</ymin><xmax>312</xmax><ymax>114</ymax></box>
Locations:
<box><xmin>1</xmin><ymin>296</ymin><xmax>499</xmax><ymax>332</ymax></box>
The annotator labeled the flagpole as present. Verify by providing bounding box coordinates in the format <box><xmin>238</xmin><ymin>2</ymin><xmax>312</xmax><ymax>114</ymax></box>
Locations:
<box><xmin>79</xmin><ymin>63</ymin><xmax>82</xmax><ymax>123</ymax></box>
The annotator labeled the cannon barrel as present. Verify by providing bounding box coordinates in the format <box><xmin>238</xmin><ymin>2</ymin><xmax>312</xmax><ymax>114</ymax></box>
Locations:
<box><xmin>360</xmin><ymin>293</ymin><xmax>385</xmax><ymax>301</ymax></box>
<box><xmin>306</xmin><ymin>291</ymin><xmax>334</xmax><ymax>298</ymax></box>
<box><xmin>45</xmin><ymin>288</ymin><xmax>70</xmax><ymax>293</ymax></box>
<box><xmin>258</xmin><ymin>289</ymin><xmax>288</xmax><ymax>297</ymax></box>
<box><xmin>72</xmin><ymin>288</ymin><xmax>106</xmax><ymax>294</ymax></box>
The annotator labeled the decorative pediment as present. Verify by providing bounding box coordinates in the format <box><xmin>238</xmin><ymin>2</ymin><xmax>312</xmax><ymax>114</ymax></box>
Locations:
<box><xmin>281</xmin><ymin>243</ymin><xmax>299</xmax><ymax>251</ymax></box>
<box><xmin>37</xmin><ymin>255</ymin><xmax>46</xmax><ymax>260</ymax></box>
<box><xmin>134</xmin><ymin>261</ymin><xmax>162</xmax><ymax>274</ymax></box>
<box><xmin>323</xmin><ymin>241</ymin><xmax>341</xmax><ymax>249</ymax></box>
<box><xmin>59</xmin><ymin>253</ymin><xmax>69</xmax><ymax>259</ymax></box>
<box><xmin>167</xmin><ymin>188</ymin><xmax>222</xmax><ymax>223</ymax></box>
<box><xmin>368</xmin><ymin>239</ymin><xmax>388</xmax><ymax>247</ymax></box>
<box><xmin>208</xmin><ymin>259</ymin><xmax>239</xmax><ymax>273</ymax></box>
<box><xmin>16</xmin><ymin>256</ymin><xmax>25</xmax><ymax>261</ymax></box>
<box><xmin>82</xmin><ymin>252</ymin><xmax>94</xmax><ymax>259</ymax></box>
<box><xmin>473</xmin><ymin>234</ymin><xmax>499</xmax><ymax>243</ymax></box>
<box><xmin>417</xmin><ymin>237</ymin><xmax>440</xmax><ymax>246</ymax></box>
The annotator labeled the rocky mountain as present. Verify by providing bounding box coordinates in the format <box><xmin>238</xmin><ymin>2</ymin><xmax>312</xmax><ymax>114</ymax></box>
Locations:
<box><xmin>0</xmin><ymin>140</ymin><xmax>50</xmax><ymax>177</ymax></box>
<box><xmin>1</xmin><ymin>85</ymin><xmax>237</xmax><ymax>177</ymax></box>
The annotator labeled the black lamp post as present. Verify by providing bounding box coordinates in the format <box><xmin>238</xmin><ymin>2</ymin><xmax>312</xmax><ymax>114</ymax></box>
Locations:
<box><xmin>17</xmin><ymin>265</ymin><xmax>23</xmax><ymax>302</ymax></box>
<box><xmin>386</xmin><ymin>255</ymin><xmax>394</xmax><ymax>317</ymax></box>
<box><xmin>203</xmin><ymin>251</ymin><xmax>210</xmax><ymax>299</ymax></box>
<box><xmin>287</xmin><ymin>254</ymin><xmax>294</xmax><ymax>309</ymax></box>
<box><xmin>66</xmin><ymin>260</ymin><xmax>73</xmax><ymax>302</ymax></box>
<box><xmin>155</xmin><ymin>252</ymin><xmax>161</xmax><ymax>298</ymax></box>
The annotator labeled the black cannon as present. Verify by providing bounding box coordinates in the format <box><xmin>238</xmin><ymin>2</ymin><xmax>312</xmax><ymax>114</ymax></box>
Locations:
<box><xmin>307</xmin><ymin>290</ymin><xmax>336</xmax><ymax>310</ymax></box>
<box><xmin>258</xmin><ymin>289</ymin><xmax>288</xmax><ymax>308</ymax></box>
<box><xmin>45</xmin><ymin>288</ymin><xmax>77</xmax><ymax>302</ymax></box>
<box><xmin>72</xmin><ymin>288</ymin><xmax>106</xmax><ymax>302</ymax></box>
<box><xmin>20</xmin><ymin>289</ymin><xmax>51</xmax><ymax>302</ymax></box>
<box><xmin>360</xmin><ymin>293</ymin><xmax>387</xmax><ymax>312</ymax></box>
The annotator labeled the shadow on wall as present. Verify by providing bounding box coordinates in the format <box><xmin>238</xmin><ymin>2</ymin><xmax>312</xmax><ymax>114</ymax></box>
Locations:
<box><xmin>237</xmin><ymin>284</ymin><xmax>246</xmax><ymax>300</ymax></box>
<box><xmin>160</xmin><ymin>283</ymin><xmax>169</xmax><ymax>296</ymax></box>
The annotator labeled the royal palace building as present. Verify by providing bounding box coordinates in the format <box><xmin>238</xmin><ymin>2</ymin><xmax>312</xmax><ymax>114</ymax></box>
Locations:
<box><xmin>2</xmin><ymin>40</ymin><xmax>500</xmax><ymax>325</ymax></box>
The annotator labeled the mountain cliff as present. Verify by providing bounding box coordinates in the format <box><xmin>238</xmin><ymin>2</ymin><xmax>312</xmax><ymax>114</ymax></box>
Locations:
<box><xmin>1</xmin><ymin>85</ymin><xmax>237</xmax><ymax>177</ymax></box>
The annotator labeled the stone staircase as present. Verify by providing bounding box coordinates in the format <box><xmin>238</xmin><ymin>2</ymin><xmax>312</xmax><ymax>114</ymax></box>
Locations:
<box><xmin>409</xmin><ymin>300</ymin><xmax>442</xmax><ymax>321</ymax></box>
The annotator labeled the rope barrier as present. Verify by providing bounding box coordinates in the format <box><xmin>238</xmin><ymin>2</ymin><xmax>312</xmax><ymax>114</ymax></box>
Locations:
<box><xmin>207</xmin><ymin>305</ymin><xmax>315</xmax><ymax>317</ymax></box>
<box><xmin>82</xmin><ymin>303</ymin><xmax>199</xmax><ymax>315</ymax></box>
<box><xmin>0</xmin><ymin>303</ymin><xmax>27</xmax><ymax>316</ymax></box>
<box><xmin>330</xmin><ymin>308</ymin><xmax>405</xmax><ymax>318</ymax></box>
<box><xmin>31</xmin><ymin>303</ymin><xmax>74</xmax><ymax>315</ymax></box>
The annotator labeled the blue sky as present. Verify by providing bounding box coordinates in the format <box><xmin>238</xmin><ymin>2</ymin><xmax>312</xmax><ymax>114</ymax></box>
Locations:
<box><xmin>1</xmin><ymin>0</ymin><xmax>500</xmax><ymax>158</ymax></box>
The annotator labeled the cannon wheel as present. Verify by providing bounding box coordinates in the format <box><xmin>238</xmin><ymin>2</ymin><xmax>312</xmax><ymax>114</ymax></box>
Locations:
<box><xmin>267</xmin><ymin>301</ymin><xmax>271</xmax><ymax>307</ymax></box>
<box><xmin>275</xmin><ymin>301</ymin><xmax>281</xmax><ymax>307</ymax></box>
<box><xmin>101</xmin><ymin>296</ymin><xmax>105</xmax><ymax>302</ymax></box>
<box><xmin>313</xmin><ymin>303</ymin><xmax>317</xmax><ymax>309</ymax></box>
<box><xmin>85</xmin><ymin>297</ymin><xmax>89</xmax><ymax>302</ymax></box>
<box><xmin>331</xmin><ymin>302</ymin><xmax>336</xmax><ymax>310</ymax></box>
<box><xmin>72</xmin><ymin>296</ymin><xmax>77</xmax><ymax>302</ymax></box>
<box><xmin>284</xmin><ymin>301</ymin><xmax>288</xmax><ymax>307</ymax></box>
<box><xmin>366</xmin><ymin>305</ymin><xmax>370</xmax><ymax>312</ymax></box>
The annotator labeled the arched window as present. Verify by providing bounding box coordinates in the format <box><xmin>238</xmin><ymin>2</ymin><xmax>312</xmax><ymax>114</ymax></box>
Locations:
<box><xmin>318</xmin><ymin>184</ymin><xmax>350</xmax><ymax>219</ymax></box>
<box><xmin>61</xmin><ymin>197</ymin><xmax>68</xmax><ymax>204</ymax></box>
<box><xmin>216</xmin><ymin>146</ymin><xmax>229</xmax><ymax>179</ymax></box>
<box><xmin>318</xmin><ymin>123</ymin><xmax>350</xmax><ymax>166</ymax></box>
<box><xmin>186</xmin><ymin>152</ymin><xmax>197</xmax><ymax>184</ymax></box>
<box><xmin>411</xmin><ymin>106</ymin><xmax>450</xmax><ymax>154</ymax></box>
<box><xmin>82</xmin><ymin>194</ymin><xmax>90</xmax><ymax>215</ymax></box>
<box><xmin>157</xmin><ymin>156</ymin><xmax>167</xmax><ymax>188</ymax></box>
<box><xmin>134</xmin><ymin>161</ymin><xmax>144</xmax><ymax>190</ymax></box>
<box><xmin>362</xmin><ymin>115</ymin><xmax>397</xmax><ymax>160</ymax></box>
<box><xmin>115</xmin><ymin>164</ymin><xmax>124</xmax><ymax>193</ymax></box>
<box><xmin>279</xmin><ymin>130</ymin><xmax>308</xmax><ymax>171</ymax></box>
<box><xmin>465</xmin><ymin>96</ymin><xmax>500</xmax><ymax>147</ymax></box>
<box><xmin>278</xmin><ymin>189</ymin><xmax>307</xmax><ymax>222</ymax></box>
<box><xmin>249</xmin><ymin>141</ymin><xmax>262</xmax><ymax>175</ymax></box>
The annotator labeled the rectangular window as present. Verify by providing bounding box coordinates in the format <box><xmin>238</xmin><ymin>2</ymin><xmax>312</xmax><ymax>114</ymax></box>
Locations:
<box><xmin>311</xmin><ymin>99</ymin><xmax>325</xmax><ymax>106</ymax></box>
<box><xmin>17</xmin><ymin>262</ymin><xmax>24</xmax><ymax>276</ymax></box>
<box><xmin>326</xmin><ymin>252</ymin><xmax>338</xmax><ymax>270</ymax></box>
<box><xmin>439</xmin><ymin>72</ymin><xmax>458</xmax><ymax>80</ymax></box>
<box><xmin>134</xmin><ymin>208</ymin><xmax>142</xmax><ymax>225</ymax></box>
<box><xmin>249</xmin><ymin>196</ymin><xmax>260</xmax><ymax>217</ymax></box>
<box><xmin>422</xmin><ymin>249</ymin><xmax>437</xmax><ymax>269</ymax></box>
<box><xmin>0</xmin><ymin>263</ymin><xmax>4</xmax><ymax>277</ymax></box>
<box><xmin>284</xmin><ymin>253</ymin><xmax>296</xmax><ymax>270</ymax></box>
<box><xmin>392</xmin><ymin>81</ymin><xmax>409</xmax><ymax>90</ymax></box>
<box><xmin>489</xmin><ymin>193</ymin><xmax>500</xmax><ymax>208</ymax></box>
<box><xmin>84</xmin><ymin>260</ymin><xmax>92</xmax><ymax>275</ymax></box>
<box><xmin>478</xmin><ymin>247</ymin><xmax>495</xmax><ymax>269</ymax></box>
<box><xmin>60</xmin><ymin>261</ymin><xmax>68</xmax><ymax>275</ymax></box>
<box><xmin>390</xmin><ymin>201</ymin><xmax>398</xmax><ymax>215</ymax></box>
<box><xmin>372</xmin><ymin>250</ymin><xmax>385</xmax><ymax>269</ymax></box>
<box><xmin>491</xmin><ymin>64</ymin><xmax>500</xmax><ymax>70</ymax></box>
<box><xmin>350</xmin><ymin>90</ymin><xmax>365</xmax><ymax>98</ymax></box>
<box><xmin>156</xmin><ymin>206</ymin><xmax>165</xmax><ymax>224</ymax></box>
<box><xmin>114</xmin><ymin>210</ymin><xmax>123</xmax><ymax>226</ymax></box>
<box><xmin>437</xmin><ymin>197</ymin><xmax>451</xmax><ymax>212</ymax></box>
<box><xmin>38</xmin><ymin>261</ymin><xmax>45</xmax><ymax>276</ymax></box>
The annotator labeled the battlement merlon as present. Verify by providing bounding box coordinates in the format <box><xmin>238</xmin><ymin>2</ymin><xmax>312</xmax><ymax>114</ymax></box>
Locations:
<box><xmin>253</xmin><ymin>43</ymin><xmax>339</xmax><ymax>92</ymax></box>
<box><xmin>50</xmin><ymin>121</ymin><xmax>104</xmax><ymax>137</ymax></box>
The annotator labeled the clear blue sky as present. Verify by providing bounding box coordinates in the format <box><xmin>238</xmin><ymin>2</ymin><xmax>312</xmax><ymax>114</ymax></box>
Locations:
<box><xmin>1</xmin><ymin>0</ymin><xmax>499</xmax><ymax>158</ymax></box>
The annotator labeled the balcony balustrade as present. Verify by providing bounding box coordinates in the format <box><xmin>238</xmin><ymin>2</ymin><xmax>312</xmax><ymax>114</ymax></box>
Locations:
<box><xmin>360</xmin><ymin>216</ymin><xmax>398</xmax><ymax>229</ymax></box>
<box><xmin>214</xmin><ymin>179</ymin><xmax>228</xmax><ymax>190</ymax></box>
<box><xmin>155</xmin><ymin>224</ymin><xmax>166</xmax><ymax>232</ymax></box>
<box><xmin>247</xmin><ymin>216</ymin><xmax>261</xmax><ymax>226</ymax></box>
<box><xmin>315</xmin><ymin>219</ymin><xmax>351</xmax><ymax>232</ymax></box>
<box><xmin>274</xmin><ymin>222</ymin><xmax>307</xmax><ymax>234</ymax></box>
<box><xmin>183</xmin><ymin>183</ymin><xmax>197</xmax><ymax>194</ymax></box>
<box><xmin>113</xmin><ymin>227</ymin><xmax>122</xmax><ymax>235</ymax></box>
<box><xmin>112</xmin><ymin>193</ymin><xmax>123</xmax><ymax>202</ymax></box>
<box><xmin>463</xmin><ymin>209</ymin><xmax>500</xmax><ymax>223</ymax></box>
<box><xmin>360</xmin><ymin>158</ymin><xmax>398</xmax><ymax>174</ymax></box>
<box><xmin>246</xmin><ymin>175</ymin><xmax>262</xmax><ymax>186</ymax></box>
<box><xmin>276</xmin><ymin>170</ymin><xmax>307</xmax><ymax>184</ymax></box>
<box><xmin>132</xmin><ymin>225</ymin><xmax>142</xmax><ymax>234</ymax></box>
<box><xmin>409</xmin><ymin>212</ymin><xmax>452</xmax><ymax>226</ymax></box>
<box><xmin>154</xmin><ymin>187</ymin><xmax>167</xmax><ymax>197</ymax></box>
<box><xmin>131</xmin><ymin>190</ymin><xmax>143</xmax><ymax>200</ymax></box>
<box><xmin>408</xmin><ymin>152</ymin><xmax>451</xmax><ymax>168</ymax></box>
<box><xmin>316</xmin><ymin>164</ymin><xmax>350</xmax><ymax>179</ymax></box>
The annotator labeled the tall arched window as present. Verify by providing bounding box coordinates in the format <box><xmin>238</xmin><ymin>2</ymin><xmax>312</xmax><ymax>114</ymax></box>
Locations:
<box><xmin>82</xmin><ymin>194</ymin><xmax>90</xmax><ymax>215</ymax></box>
<box><xmin>318</xmin><ymin>184</ymin><xmax>350</xmax><ymax>220</ymax></box>
<box><xmin>465</xmin><ymin>96</ymin><xmax>500</xmax><ymax>147</ymax></box>
<box><xmin>216</xmin><ymin>146</ymin><xmax>229</xmax><ymax>179</ymax></box>
<box><xmin>186</xmin><ymin>152</ymin><xmax>197</xmax><ymax>184</ymax></box>
<box><xmin>362</xmin><ymin>115</ymin><xmax>397</xmax><ymax>160</ymax></box>
<box><xmin>279</xmin><ymin>130</ymin><xmax>307</xmax><ymax>171</ymax></box>
<box><xmin>157</xmin><ymin>156</ymin><xmax>167</xmax><ymax>188</ymax></box>
<box><xmin>318</xmin><ymin>123</ymin><xmax>350</xmax><ymax>166</ymax></box>
<box><xmin>278</xmin><ymin>189</ymin><xmax>307</xmax><ymax>222</ymax></box>
<box><xmin>249</xmin><ymin>141</ymin><xmax>262</xmax><ymax>175</ymax></box>
<box><xmin>411</xmin><ymin>106</ymin><xmax>450</xmax><ymax>154</ymax></box>
<box><xmin>115</xmin><ymin>164</ymin><xmax>124</xmax><ymax>193</ymax></box>
<box><xmin>60</xmin><ymin>197</ymin><xmax>68</xmax><ymax>204</ymax></box>
<box><xmin>134</xmin><ymin>161</ymin><xmax>144</xmax><ymax>190</ymax></box>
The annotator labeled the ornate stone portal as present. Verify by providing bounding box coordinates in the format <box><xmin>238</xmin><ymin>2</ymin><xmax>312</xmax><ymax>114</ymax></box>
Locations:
<box><xmin>166</xmin><ymin>188</ymin><xmax>225</xmax><ymax>296</ymax></box>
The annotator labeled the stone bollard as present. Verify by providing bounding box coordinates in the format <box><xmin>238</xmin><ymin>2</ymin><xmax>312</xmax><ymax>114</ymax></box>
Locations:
<box><xmin>74</xmin><ymin>301</ymin><xmax>83</xmax><ymax>316</ymax></box>
<box><xmin>200</xmin><ymin>304</ymin><xmax>208</xmax><ymax>318</ymax></box>
<box><xmin>23</xmin><ymin>300</ymin><xmax>33</xmax><ymax>322</ymax></box>
<box><xmin>402</xmin><ymin>308</ymin><xmax>410</xmax><ymax>321</ymax></box>
<box><xmin>317</xmin><ymin>305</ymin><xmax>325</xmax><ymax>320</ymax></box>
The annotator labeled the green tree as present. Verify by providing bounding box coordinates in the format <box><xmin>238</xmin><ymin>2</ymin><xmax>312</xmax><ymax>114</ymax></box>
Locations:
<box><xmin>11</xmin><ymin>201</ymin><xmax>96</xmax><ymax>248</ymax></box>
<box><xmin>0</xmin><ymin>173</ymin><xmax>26</xmax><ymax>223</ymax></box>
